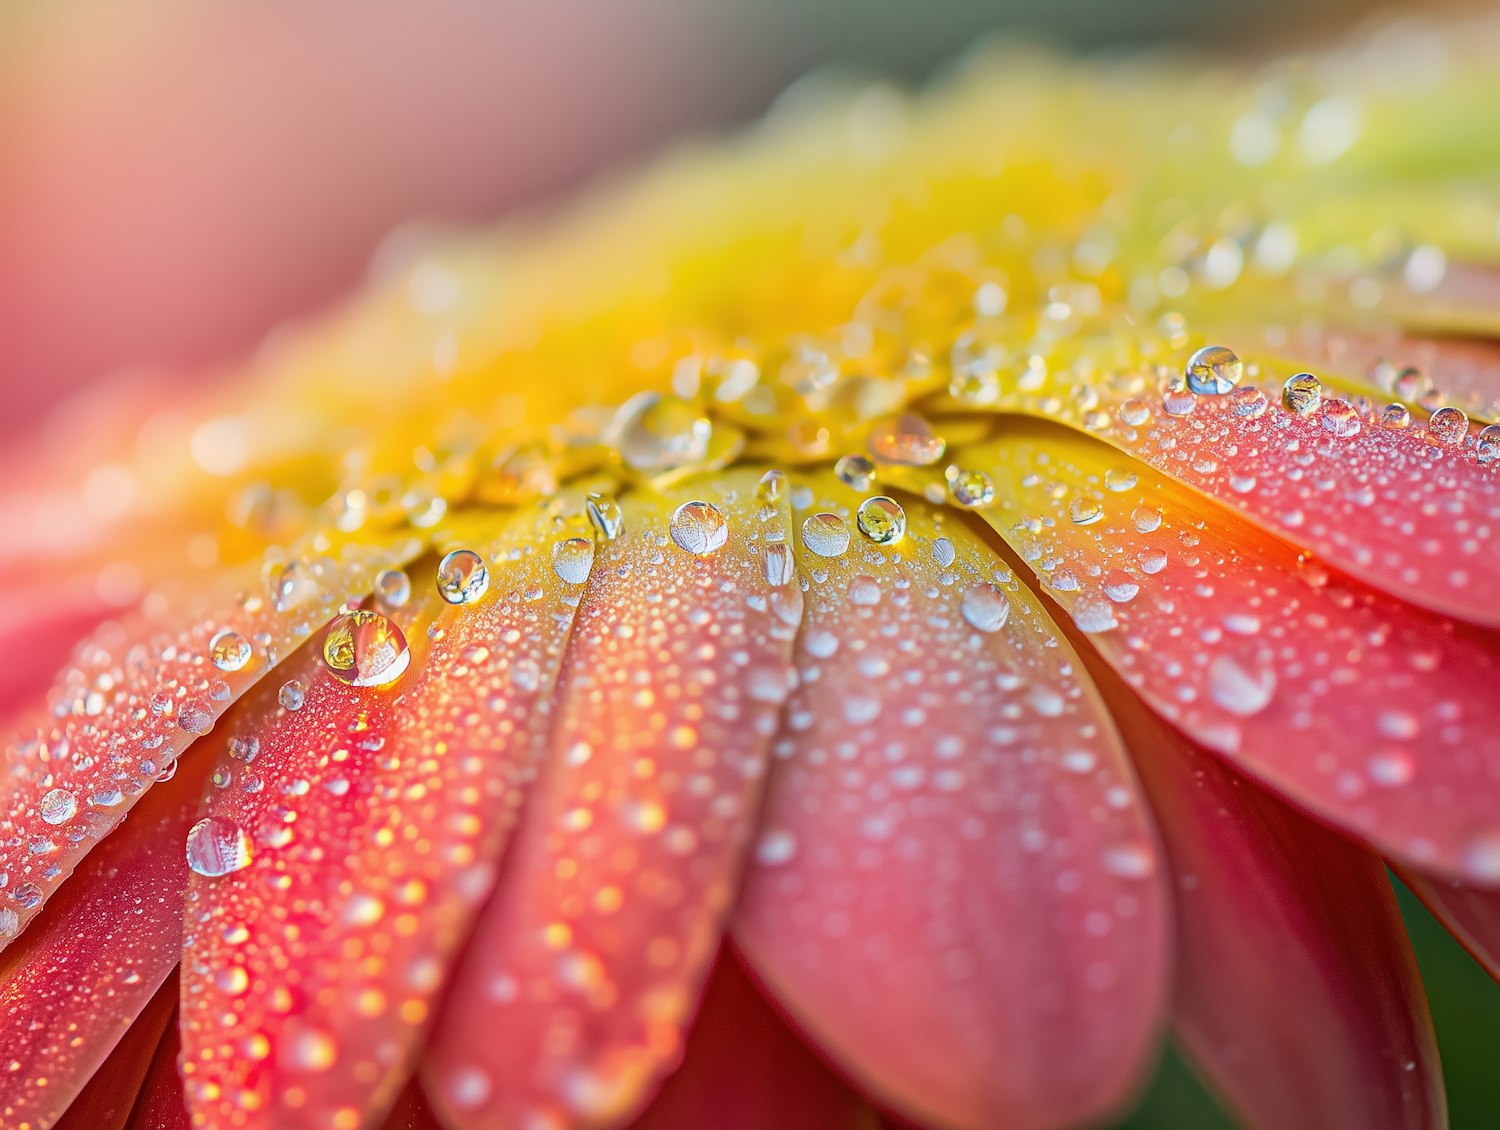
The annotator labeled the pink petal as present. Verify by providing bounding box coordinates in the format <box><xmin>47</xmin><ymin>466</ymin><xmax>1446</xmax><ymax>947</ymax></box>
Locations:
<box><xmin>968</xmin><ymin>425</ymin><xmax>1500</xmax><ymax>883</ymax></box>
<box><xmin>1092</xmin><ymin>653</ymin><xmax>1442</xmax><ymax>1130</ymax></box>
<box><xmin>0</xmin><ymin>544</ymin><xmax>410</xmax><ymax>943</ymax></box>
<box><xmin>1401</xmin><ymin>871</ymin><xmax>1500</xmax><ymax>985</ymax></box>
<box><xmin>52</xmin><ymin>975</ymin><xmax>179</xmax><ymax>1130</ymax></box>
<box><xmin>180</xmin><ymin>513</ymin><xmax>583</xmax><ymax>1128</ymax></box>
<box><xmin>624</xmin><ymin>948</ymin><xmax>878</xmax><ymax>1130</ymax></box>
<box><xmin>424</xmin><ymin>472</ymin><xmax>801</xmax><ymax>1130</ymax></box>
<box><xmin>734</xmin><ymin>477</ymin><xmax>1169</xmax><ymax>1130</ymax></box>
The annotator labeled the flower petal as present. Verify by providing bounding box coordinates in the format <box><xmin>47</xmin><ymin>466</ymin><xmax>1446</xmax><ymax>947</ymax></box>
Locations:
<box><xmin>1401</xmin><ymin>872</ymin><xmax>1500</xmax><ymax>985</ymax></box>
<box><xmin>126</xmin><ymin>1014</ymin><xmax>191</xmax><ymax>1130</ymax></box>
<box><xmin>424</xmin><ymin>471</ymin><xmax>801</xmax><ymax>1130</ymax></box>
<box><xmin>965</xmin><ymin>422</ymin><xmax>1500</xmax><ymax>883</ymax></box>
<box><xmin>52</xmin><ymin>975</ymin><xmax>179</xmax><ymax>1130</ymax></box>
<box><xmin>0</xmin><ymin>542</ymin><xmax>410</xmax><ymax>942</ymax></box>
<box><xmin>180</xmin><ymin>511</ymin><xmax>584</xmax><ymax>1128</ymax></box>
<box><xmin>1088</xmin><ymin>652</ymin><xmax>1442</xmax><ymax>1130</ymax></box>
<box><xmin>624</xmin><ymin>948</ymin><xmax>879</xmax><ymax>1130</ymax></box>
<box><xmin>734</xmin><ymin>476</ymin><xmax>1169</xmax><ymax>1130</ymax></box>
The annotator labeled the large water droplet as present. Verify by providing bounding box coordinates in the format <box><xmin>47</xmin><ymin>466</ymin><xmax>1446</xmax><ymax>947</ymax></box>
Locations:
<box><xmin>669</xmin><ymin>500</ymin><xmax>729</xmax><ymax>556</ymax></box>
<box><xmin>1477</xmin><ymin>424</ymin><xmax>1500</xmax><ymax>466</ymax></box>
<box><xmin>612</xmin><ymin>392</ymin><xmax>712</xmax><ymax>472</ymax></box>
<box><xmin>552</xmin><ymin>538</ymin><xmax>595</xmax><ymax>584</ymax></box>
<box><xmin>1185</xmin><ymin>345</ymin><xmax>1242</xmax><ymax>395</ymax></box>
<box><xmin>39</xmin><ymin>788</ymin><xmax>77</xmax><ymax>826</ymax></box>
<box><xmin>835</xmin><ymin>454</ymin><xmax>877</xmax><ymax>491</ymax></box>
<box><xmin>1281</xmin><ymin>372</ymin><xmax>1322</xmax><ymax>416</ymax></box>
<box><xmin>178</xmin><ymin>699</ymin><xmax>215</xmax><ymax>735</ymax></box>
<box><xmin>1072</xmin><ymin>593</ymin><xmax>1118</xmax><ymax>633</ymax></box>
<box><xmin>1207</xmin><ymin>654</ymin><xmax>1276</xmax><ymax>716</ymax></box>
<box><xmin>855</xmin><ymin>496</ymin><xmax>906</xmax><ymax>545</ymax></box>
<box><xmin>322</xmin><ymin>610</ymin><xmax>411</xmax><ymax>688</ymax></box>
<box><xmin>868</xmin><ymin>413</ymin><xmax>946</xmax><ymax>466</ymax></box>
<box><xmin>1320</xmin><ymin>400</ymin><xmax>1362</xmax><ymax>438</ymax></box>
<box><xmin>209</xmin><ymin>629</ymin><xmax>252</xmax><ymax>673</ymax></box>
<box><xmin>186</xmin><ymin>816</ymin><xmax>254</xmax><ymax>877</ymax></box>
<box><xmin>1427</xmin><ymin>406</ymin><xmax>1469</xmax><ymax>448</ymax></box>
<box><xmin>960</xmin><ymin>583</ymin><xmax>1010</xmax><ymax>633</ymax></box>
<box><xmin>437</xmin><ymin>549</ymin><xmax>489</xmax><ymax>605</ymax></box>
<box><xmin>802</xmin><ymin>512</ymin><xmax>851</xmax><ymax>557</ymax></box>
<box><xmin>946</xmin><ymin>467</ymin><xmax>994</xmax><ymax>509</ymax></box>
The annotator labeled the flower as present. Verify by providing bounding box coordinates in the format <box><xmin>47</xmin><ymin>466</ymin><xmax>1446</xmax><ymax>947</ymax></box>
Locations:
<box><xmin>5</xmin><ymin>17</ymin><xmax>1500</xmax><ymax>1130</ymax></box>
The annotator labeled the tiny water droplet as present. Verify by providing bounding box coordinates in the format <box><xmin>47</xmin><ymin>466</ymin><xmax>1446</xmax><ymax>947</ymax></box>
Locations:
<box><xmin>437</xmin><ymin>549</ymin><xmax>489</xmax><ymax>605</ymax></box>
<box><xmin>186</xmin><ymin>816</ymin><xmax>253</xmax><ymax>877</ymax></box>
<box><xmin>855</xmin><ymin>496</ymin><xmax>906</xmax><ymax>545</ymax></box>
<box><xmin>932</xmin><ymin>537</ymin><xmax>956</xmax><ymax>569</ymax></box>
<box><xmin>669</xmin><ymin>500</ymin><xmax>729</xmax><ymax>556</ymax></box>
<box><xmin>1069</xmin><ymin>498</ymin><xmax>1103</xmax><ymax>525</ymax></box>
<box><xmin>1228</xmin><ymin>386</ymin><xmax>1267</xmax><ymax>418</ymax></box>
<box><xmin>802</xmin><ymin>512</ymin><xmax>851</xmax><ymax>557</ymax></box>
<box><xmin>960</xmin><ymin>583</ymin><xmax>1010</xmax><ymax>633</ymax></box>
<box><xmin>756</xmin><ymin>469</ymin><xmax>787</xmax><ymax>503</ymax></box>
<box><xmin>1281</xmin><ymin>372</ymin><xmax>1322</xmax><ymax>416</ymax></box>
<box><xmin>209</xmin><ymin>629</ymin><xmax>252</xmax><ymax>673</ymax></box>
<box><xmin>1185</xmin><ymin>345</ymin><xmax>1242</xmax><ymax>395</ymax></box>
<box><xmin>322</xmin><ymin>610</ymin><xmax>411</xmax><ymax>688</ymax></box>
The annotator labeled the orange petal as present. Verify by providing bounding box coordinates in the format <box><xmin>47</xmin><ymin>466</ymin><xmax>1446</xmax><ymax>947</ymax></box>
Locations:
<box><xmin>735</xmin><ymin>476</ymin><xmax>1169</xmax><ymax>1130</ymax></box>
<box><xmin>0</xmin><ymin>542</ymin><xmax>410</xmax><ymax>943</ymax></box>
<box><xmin>180</xmin><ymin>511</ymin><xmax>584</xmax><ymax>1128</ymax></box>
<box><xmin>424</xmin><ymin>471</ymin><xmax>801</xmax><ymax>1130</ymax></box>
<box><xmin>970</xmin><ymin>423</ymin><xmax>1500</xmax><ymax>883</ymax></box>
<box><xmin>52</xmin><ymin>974</ymin><xmax>179</xmax><ymax>1130</ymax></box>
<box><xmin>1091</xmin><ymin>655</ymin><xmax>1442</xmax><ymax>1130</ymax></box>
<box><xmin>624</xmin><ymin>948</ymin><xmax>879</xmax><ymax>1130</ymax></box>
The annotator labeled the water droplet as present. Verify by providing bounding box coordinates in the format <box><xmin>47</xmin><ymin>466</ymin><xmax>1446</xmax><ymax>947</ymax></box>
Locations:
<box><xmin>178</xmin><ymin>699</ymin><xmax>214</xmax><ymax>735</ymax></box>
<box><xmin>585</xmin><ymin>493</ymin><xmax>624</xmax><ymax>540</ymax></box>
<box><xmin>669</xmin><ymin>500</ymin><xmax>729</xmax><ymax>556</ymax></box>
<box><xmin>1119</xmin><ymin>399</ymin><xmax>1152</xmax><ymax>427</ymax></box>
<box><xmin>868</xmin><ymin>413</ymin><xmax>946</xmax><ymax>466</ymax></box>
<box><xmin>763</xmin><ymin>543</ymin><xmax>794</xmax><ymax>586</ymax></box>
<box><xmin>1102</xmin><ymin>570</ymin><xmax>1139</xmax><ymax>603</ymax></box>
<box><xmin>322</xmin><ymin>611</ymin><xmax>411</xmax><ymax>688</ymax></box>
<box><xmin>552</xmin><ymin>538</ymin><xmax>595</xmax><ymax>584</ymax></box>
<box><xmin>932</xmin><ymin>538</ymin><xmax>956</xmax><ymax>569</ymax></box>
<box><xmin>1104</xmin><ymin>468</ymin><xmax>1138</xmax><ymax>492</ymax></box>
<box><xmin>1477</xmin><ymin>425</ymin><xmax>1500</xmax><ymax>465</ymax></box>
<box><xmin>835</xmin><ymin>454</ymin><xmax>877</xmax><ymax>491</ymax></box>
<box><xmin>1281</xmin><ymin>372</ymin><xmax>1322</xmax><ymax>416</ymax></box>
<box><xmin>279</xmin><ymin>679</ymin><xmax>307</xmax><ymax>711</ymax></box>
<box><xmin>756</xmin><ymin>469</ymin><xmax>787</xmax><ymax>503</ymax></box>
<box><xmin>186</xmin><ymin>816</ymin><xmax>253</xmax><ymax>877</ymax></box>
<box><xmin>1072</xmin><ymin>593</ymin><xmax>1118</xmax><ymax>633</ymax></box>
<box><xmin>437</xmin><ymin>549</ymin><xmax>489</xmax><ymax>605</ymax></box>
<box><xmin>1228</xmin><ymin>386</ymin><xmax>1268</xmax><ymax>418</ymax></box>
<box><xmin>1427</xmin><ymin>406</ymin><xmax>1469</xmax><ymax>448</ymax></box>
<box><xmin>1069</xmin><ymin>498</ymin><xmax>1103</xmax><ymax>525</ymax></box>
<box><xmin>1207</xmin><ymin>654</ymin><xmax>1276</xmax><ymax>716</ymax></box>
<box><xmin>39</xmin><ymin>789</ymin><xmax>77</xmax><ymax>826</ymax></box>
<box><xmin>847</xmin><ymin>575</ymin><xmax>882</xmax><ymax>606</ymax></box>
<box><xmin>960</xmin><ymin>583</ymin><xmax>1010</xmax><ymax>633</ymax></box>
<box><xmin>1185</xmin><ymin>345</ymin><xmax>1242</xmax><ymax>395</ymax></box>
<box><xmin>1162</xmin><ymin>387</ymin><xmax>1197</xmax><ymax>417</ymax></box>
<box><xmin>946</xmin><ymin>467</ymin><xmax>995</xmax><ymax>509</ymax></box>
<box><xmin>802</xmin><ymin>512</ymin><xmax>851</xmax><ymax>557</ymax></box>
<box><xmin>1379</xmin><ymin>403</ymin><xmax>1411</xmax><ymax>429</ymax></box>
<box><xmin>612</xmin><ymin>392</ymin><xmax>712</xmax><ymax>472</ymax></box>
<box><xmin>375</xmin><ymin>568</ymin><xmax>411</xmax><ymax>608</ymax></box>
<box><xmin>1320</xmin><ymin>400</ymin><xmax>1362</xmax><ymax>438</ymax></box>
<box><xmin>209</xmin><ymin>629</ymin><xmax>252</xmax><ymax>673</ymax></box>
<box><xmin>855</xmin><ymin>496</ymin><xmax>906</xmax><ymax>545</ymax></box>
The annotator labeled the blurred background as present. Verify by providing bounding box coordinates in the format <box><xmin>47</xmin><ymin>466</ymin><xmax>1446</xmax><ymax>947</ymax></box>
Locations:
<box><xmin>3</xmin><ymin>1</ymin><xmax>1499</xmax><ymax>1126</ymax></box>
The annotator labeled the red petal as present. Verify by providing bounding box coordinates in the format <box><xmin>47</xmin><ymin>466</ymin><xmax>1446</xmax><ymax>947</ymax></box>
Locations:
<box><xmin>625</xmin><ymin>948</ymin><xmax>878</xmax><ymax>1130</ymax></box>
<box><xmin>424</xmin><ymin>472</ymin><xmax>801</xmax><ymax>1130</ymax></box>
<box><xmin>180</xmin><ymin>512</ymin><xmax>583</xmax><ymax>1128</ymax></box>
<box><xmin>52</xmin><ymin>974</ymin><xmax>179</xmax><ymax>1130</ymax></box>
<box><xmin>735</xmin><ymin>477</ymin><xmax>1169</xmax><ymax>1130</ymax></box>
<box><xmin>1091</xmin><ymin>654</ymin><xmax>1442</xmax><ymax>1130</ymax></box>
<box><xmin>0</xmin><ymin>544</ymin><xmax>409</xmax><ymax>941</ymax></box>
<box><xmin>127</xmin><ymin>1014</ymin><xmax>192</xmax><ymax>1130</ymax></box>
<box><xmin>969</xmin><ymin>424</ymin><xmax>1500</xmax><ymax>883</ymax></box>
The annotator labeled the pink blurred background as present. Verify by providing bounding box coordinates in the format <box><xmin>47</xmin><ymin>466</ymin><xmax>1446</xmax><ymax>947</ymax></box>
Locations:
<box><xmin>0</xmin><ymin>0</ymin><xmax>1392</xmax><ymax>446</ymax></box>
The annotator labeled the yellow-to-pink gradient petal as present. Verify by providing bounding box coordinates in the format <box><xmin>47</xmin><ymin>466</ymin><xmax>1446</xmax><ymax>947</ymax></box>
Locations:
<box><xmin>969</xmin><ymin>423</ymin><xmax>1500</xmax><ymax>883</ymax></box>
<box><xmin>1093</xmin><ymin>659</ymin><xmax>1442</xmax><ymax>1130</ymax></box>
<box><xmin>734</xmin><ymin>477</ymin><xmax>1169</xmax><ymax>1130</ymax></box>
<box><xmin>424</xmin><ymin>473</ymin><xmax>801</xmax><ymax>1130</ymax></box>
<box><xmin>179</xmin><ymin>510</ymin><xmax>585</xmax><ymax>1128</ymax></box>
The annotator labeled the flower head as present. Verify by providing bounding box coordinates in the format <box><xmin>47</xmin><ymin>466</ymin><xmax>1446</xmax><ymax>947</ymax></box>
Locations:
<box><xmin>5</xmin><ymin>17</ymin><xmax>1500</xmax><ymax>1130</ymax></box>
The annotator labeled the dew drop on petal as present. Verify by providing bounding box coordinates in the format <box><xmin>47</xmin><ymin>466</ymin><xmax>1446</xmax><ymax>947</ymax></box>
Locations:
<box><xmin>209</xmin><ymin>629</ymin><xmax>252</xmax><ymax>673</ymax></box>
<box><xmin>186</xmin><ymin>816</ymin><xmax>254</xmax><ymax>877</ymax></box>
<box><xmin>1119</xmin><ymin>399</ymin><xmax>1152</xmax><ymax>427</ymax></box>
<box><xmin>278</xmin><ymin>679</ymin><xmax>307</xmax><ymax>711</ymax></box>
<box><xmin>946</xmin><ymin>467</ymin><xmax>995</xmax><ymax>508</ymax></box>
<box><xmin>835</xmin><ymin>454</ymin><xmax>877</xmax><ymax>491</ymax></box>
<box><xmin>669</xmin><ymin>500</ymin><xmax>730</xmax><ymax>556</ymax></box>
<box><xmin>1104</xmin><ymin>467</ymin><xmax>1138</xmax><ymax>492</ymax></box>
<box><xmin>1379</xmin><ymin>403</ymin><xmax>1412</xmax><ymax>429</ymax></box>
<box><xmin>39</xmin><ymin>789</ymin><xmax>77</xmax><ymax>826</ymax></box>
<box><xmin>868</xmin><ymin>412</ymin><xmax>946</xmax><ymax>466</ymax></box>
<box><xmin>1069</xmin><ymin>497</ymin><xmax>1103</xmax><ymax>525</ymax></box>
<box><xmin>960</xmin><ymin>583</ymin><xmax>1010</xmax><ymax>633</ymax></box>
<box><xmin>613</xmin><ymin>391</ymin><xmax>712</xmax><ymax>472</ymax></box>
<box><xmin>322</xmin><ymin>610</ymin><xmax>411</xmax><ymax>688</ymax></box>
<box><xmin>437</xmin><ymin>549</ymin><xmax>489</xmax><ymax>605</ymax></box>
<box><xmin>1280</xmin><ymin>372</ymin><xmax>1322</xmax><ymax>416</ymax></box>
<box><xmin>1185</xmin><ymin>345</ymin><xmax>1242</xmax><ymax>395</ymax></box>
<box><xmin>1228</xmin><ymin>385</ymin><xmax>1268</xmax><ymax>418</ymax></box>
<box><xmin>178</xmin><ymin>699</ymin><xmax>215</xmax><ymax>735</ymax></box>
<box><xmin>855</xmin><ymin>496</ymin><xmax>906</xmax><ymax>545</ymax></box>
<box><xmin>551</xmin><ymin>537</ymin><xmax>595</xmax><ymax>584</ymax></box>
<box><xmin>1477</xmin><ymin>424</ymin><xmax>1500</xmax><ymax>465</ymax></box>
<box><xmin>374</xmin><ymin>568</ymin><xmax>411</xmax><ymax>608</ymax></box>
<box><xmin>1427</xmin><ymin>406</ymin><xmax>1470</xmax><ymax>448</ymax></box>
<box><xmin>1320</xmin><ymin>400</ymin><xmax>1362</xmax><ymax>438</ymax></box>
<box><xmin>932</xmin><ymin>537</ymin><xmax>956</xmax><ymax>569</ymax></box>
<box><xmin>1162</xmin><ymin>387</ymin><xmax>1197</xmax><ymax>417</ymax></box>
<box><xmin>585</xmin><ymin>492</ymin><xmax>624</xmax><ymax>540</ymax></box>
<box><xmin>802</xmin><ymin>512</ymin><xmax>852</xmax><ymax>557</ymax></box>
<box><xmin>1072</xmin><ymin>593</ymin><xmax>1118</xmax><ymax>633</ymax></box>
<box><xmin>1207</xmin><ymin>654</ymin><xmax>1276</xmax><ymax>716</ymax></box>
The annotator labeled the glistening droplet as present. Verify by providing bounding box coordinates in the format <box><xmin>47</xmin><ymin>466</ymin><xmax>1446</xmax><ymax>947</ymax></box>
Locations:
<box><xmin>322</xmin><ymin>611</ymin><xmax>411</xmax><ymax>688</ymax></box>
<box><xmin>1184</xmin><ymin>345</ymin><xmax>1243</xmax><ymax>395</ymax></box>
<box><xmin>437</xmin><ymin>549</ymin><xmax>489</xmax><ymax>605</ymax></box>
<box><xmin>186</xmin><ymin>816</ymin><xmax>254</xmax><ymax>877</ymax></box>
<box><xmin>669</xmin><ymin>500</ymin><xmax>729</xmax><ymax>556</ymax></box>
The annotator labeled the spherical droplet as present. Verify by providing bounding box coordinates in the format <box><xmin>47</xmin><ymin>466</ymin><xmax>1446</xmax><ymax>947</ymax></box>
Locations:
<box><xmin>186</xmin><ymin>816</ymin><xmax>253</xmax><ymax>877</ymax></box>
<box><xmin>1161</xmin><ymin>387</ymin><xmax>1197</xmax><ymax>417</ymax></box>
<box><xmin>585</xmin><ymin>492</ymin><xmax>624</xmax><ymax>540</ymax></box>
<box><xmin>802</xmin><ymin>512</ymin><xmax>851</xmax><ymax>557</ymax></box>
<box><xmin>1379</xmin><ymin>402</ymin><xmax>1412</xmax><ymax>429</ymax></box>
<box><xmin>1476</xmin><ymin>424</ymin><xmax>1500</xmax><ymax>465</ymax></box>
<box><xmin>1185</xmin><ymin>345</ymin><xmax>1242</xmax><ymax>395</ymax></box>
<box><xmin>1069</xmin><ymin>497</ymin><xmax>1103</xmax><ymax>525</ymax></box>
<box><xmin>1228</xmin><ymin>385</ymin><xmax>1268</xmax><ymax>418</ymax></box>
<box><xmin>835</xmin><ymin>454</ymin><xmax>877</xmax><ymax>491</ymax></box>
<box><xmin>437</xmin><ymin>549</ymin><xmax>489</xmax><ymax>605</ymax></box>
<box><xmin>278</xmin><ymin>679</ymin><xmax>307</xmax><ymax>711</ymax></box>
<box><xmin>1119</xmin><ymin>399</ymin><xmax>1152</xmax><ymax>427</ymax></box>
<box><xmin>375</xmin><ymin>568</ymin><xmax>411</xmax><ymax>609</ymax></box>
<box><xmin>1320</xmin><ymin>400</ymin><xmax>1362</xmax><ymax>438</ymax></box>
<box><xmin>1427</xmin><ymin>406</ymin><xmax>1469</xmax><ymax>448</ymax></box>
<box><xmin>209</xmin><ymin>629</ymin><xmax>252</xmax><ymax>673</ymax></box>
<box><xmin>552</xmin><ymin>537</ymin><xmax>595</xmax><ymax>585</ymax></box>
<box><xmin>669</xmin><ymin>500</ymin><xmax>729</xmax><ymax>556</ymax></box>
<box><xmin>1281</xmin><ymin>372</ymin><xmax>1323</xmax><ymax>416</ymax></box>
<box><xmin>1072</xmin><ymin>593</ymin><xmax>1118</xmax><ymax>633</ymax></box>
<box><xmin>855</xmin><ymin>496</ymin><xmax>906</xmax><ymax>545</ymax></box>
<box><xmin>39</xmin><ymin>788</ymin><xmax>77</xmax><ymax>826</ymax></box>
<box><xmin>178</xmin><ymin>699</ymin><xmax>214</xmax><ymax>735</ymax></box>
<box><xmin>322</xmin><ymin>610</ymin><xmax>411</xmax><ymax>688</ymax></box>
<box><xmin>946</xmin><ymin>467</ymin><xmax>995</xmax><ymax>509</ymax></box>
<box><xmin>960</xmin><ymin>583</ymin><xmax>1010</xmax><ymax>633</ymax></box>
<box><xmin>1104</xmin><ymin>468</ymin><xmax>1138</xmax><ymax>492</ymax></box>
<box><xmin>1207</xmin><ymin>654</ymin><xmax>1276</xmax><ymax>716</ymax></box>
<box><xmin>868</xmin><ymin>413</ymin><xmax>946</xmax><ymax>466</ymax></box>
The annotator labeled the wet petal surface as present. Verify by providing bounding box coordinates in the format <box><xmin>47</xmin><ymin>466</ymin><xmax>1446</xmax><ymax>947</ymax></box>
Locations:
<box><xmin>967</xmin><ymin>422</ymin><xmax>1500</xmax><ymax>882</ymax></box>
<box><xmin>425</xmin><ymin>472</ymin><xmax>801</xmax><ymax>1130</ymax></box>
<box><xmin>735</xmin><ymin>475</ymin><xmax>1169</xmax><ymax>1130</ymax></box>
